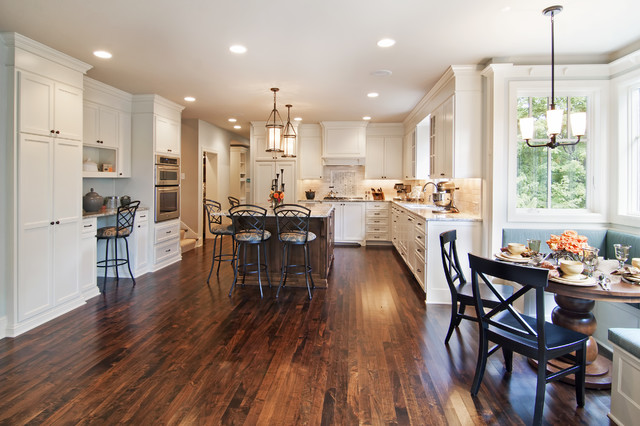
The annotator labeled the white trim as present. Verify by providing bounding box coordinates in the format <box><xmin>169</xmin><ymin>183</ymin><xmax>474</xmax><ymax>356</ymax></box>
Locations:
<box><xmin>507</xmin><ymin>80</ymin><xmax>609</xmax><ymax>224</ymax></box>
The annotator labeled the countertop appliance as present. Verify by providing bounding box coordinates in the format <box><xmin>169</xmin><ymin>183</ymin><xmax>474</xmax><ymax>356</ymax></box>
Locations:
<box><xmin>432</xmin><ymin>181</ymin><xmax>459</xmax><ymax>213</ymax></box>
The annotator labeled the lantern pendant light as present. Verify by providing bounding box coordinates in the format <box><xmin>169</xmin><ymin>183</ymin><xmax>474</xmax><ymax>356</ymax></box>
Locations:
<box><xmin>265</xmin><ymin>88</ymin><xmax>284</xmax><ymax>152</ymax></box>
<box><xmin>282</xmin><ymin>104</ymin><xmax>297</xmax><ymax>157</ymax></box>
<box><xmin>519</xmin><ymin>5</ymin><xmax>586</xmax><ymax>149</ymax></box>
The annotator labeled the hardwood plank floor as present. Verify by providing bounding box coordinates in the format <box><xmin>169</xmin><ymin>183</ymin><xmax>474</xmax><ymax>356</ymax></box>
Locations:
<box><xmin>0</xmin><ymin>243</ymin><xmax>612</xmax><ymax>425</ymax></box>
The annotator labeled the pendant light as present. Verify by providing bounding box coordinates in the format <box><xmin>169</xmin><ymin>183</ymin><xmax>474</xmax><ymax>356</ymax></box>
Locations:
<box><xmin>519</xmin><ymin>5</ymin><xmax>586</xmax><ymax>149</ymax></box>
<box><xmin>282</xmin><ymin>104</ymin><xmax>297</xmax><ymax>157</ymax></box>
<box><xmin>265</xmin><ymin>88</ymin><xmax>284</xmax><ymax>152</ymax></box>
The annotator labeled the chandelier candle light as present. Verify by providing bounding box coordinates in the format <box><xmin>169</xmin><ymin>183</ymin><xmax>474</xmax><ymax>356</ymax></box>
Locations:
<box><xmin>519</xmin><ymin>5</ymin><xmax>587</xmax><ymax>149</ymax></box>
<box><xmin>282</xmin><ymin>104</ymin><xmax>297</xmax><ymax>157</ymax></box>
<box><xmin>266</xmin><ymin>88</ymin><xmax>284</xmax><ymax>152</ymax></box>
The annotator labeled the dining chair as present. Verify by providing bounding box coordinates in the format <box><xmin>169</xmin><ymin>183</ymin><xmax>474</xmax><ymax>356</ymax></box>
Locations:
<box><xmin>96</xmin><ymin>200</ymin><xmax>140</xmax><ymax>293</ymax></box>
<box><xmin>274</xmin><ymin>204</ymin><xmax>316</xmax><ymax>300</ymax></box>
<box><xmin>439</xmin><ymin>230</ymin><xmax>513</xmax><ymax>344</ymax></box>
<box><xmin>203</xmin><ymin>199</ymin><xmax>236</xmax><ymax>283</ymax></box>
<box><xmin>467</xmin><ymin>253</ymin><xmax>588</xmax><ymax>426</ymax></box>
<box><xmin>228</xmin><ymin>196</ymin><xmax>240</xmax><ymax>208</ymax></box>
<box><xmin>228</xmin><ymin>204</ymin><xmax>272</xmax><ymax>298</ymax></box>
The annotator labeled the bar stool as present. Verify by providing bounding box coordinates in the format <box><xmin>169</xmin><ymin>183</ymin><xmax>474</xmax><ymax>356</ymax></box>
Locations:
<box><xmin>96</xmin><ymin>200</ymin><xmax>140</xmax><ymax>293</ymax></box>
<box><xmin>228</xmin><ymin>204</ymin><xmax>272</xmax><ymax>298</ymax></box>
<box><xmin>228</xmin><ymin>196</ymin><xmax>240</xmax><ymax>208</ymax></box>
<box><xmin>274</xmin><ymin>204</ymin><xmax>315</xmax><ymax>300</ymax></box>
<box><xmin>204</xmin><ymin>199</ymin><xmax>236</xmax><ymax>283</ymax></box>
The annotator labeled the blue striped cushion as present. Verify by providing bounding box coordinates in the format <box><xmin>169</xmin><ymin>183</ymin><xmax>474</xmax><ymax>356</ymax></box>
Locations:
<box><xmin>235</xmin><ymin>230</ymin><xmax>271</xmax><ymax>242</ymax></box>
<box><xmin>280</xmin><ymin>231</ymin><xmax>316</xmax><ymax>243</ymax></box>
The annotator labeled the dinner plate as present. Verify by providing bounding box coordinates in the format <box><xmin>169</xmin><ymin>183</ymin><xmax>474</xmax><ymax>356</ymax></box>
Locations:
<box><xmin>622</xmin><ymin>274</ymin><xmax>640</xmax><ymax>283</ymax></box>
<box><xmin>549</xmin><ymin>275</ymin><xmax>597</xmax><ymax>286</ymax></box>
<box><xmin>495</xmin><ymin>252</ymin><xmax>530</xmax><ymax>263</ymax></box>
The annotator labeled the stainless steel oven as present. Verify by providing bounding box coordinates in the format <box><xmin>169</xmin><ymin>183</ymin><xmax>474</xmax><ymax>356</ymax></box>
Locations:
<box><xmin>155</xmin><ymin>155</ymin><xmax>180</xmax><ymax>186</ymax></box>
<box><xmin>155</xmin><ymin>185</ymin><xmax>180</xmax><ymax>222</ymax></box>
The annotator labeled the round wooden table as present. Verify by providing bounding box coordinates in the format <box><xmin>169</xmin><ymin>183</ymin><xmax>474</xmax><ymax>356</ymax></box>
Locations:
<box><xmin>538</xmin><ymin>260</ymin><xmax>640</xmax><ymax>389</ymax></box>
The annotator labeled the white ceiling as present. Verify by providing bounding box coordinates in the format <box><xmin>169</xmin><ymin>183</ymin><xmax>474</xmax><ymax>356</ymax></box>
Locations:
<box><xmin>1</xmin><ymin>0</ymin><xmax>639</xmax><ymax>138</ymax></box>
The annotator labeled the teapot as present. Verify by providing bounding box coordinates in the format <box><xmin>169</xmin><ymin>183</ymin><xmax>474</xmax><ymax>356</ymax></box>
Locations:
<box><xmin>305</xmin><ymin>190</ymin><xmax>316</xmax><ymax>200</ymax></box>
<box><xmin>83</xmin><ymin>188</ymin><xmax>103</xmax><ymax>212</ymax></box>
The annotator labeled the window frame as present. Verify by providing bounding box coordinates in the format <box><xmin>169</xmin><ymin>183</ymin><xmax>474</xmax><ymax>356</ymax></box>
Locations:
<box><xmin>507</xmin><ymin>80</ymin><xmax>607</xmax><ymax>223</ymax></box>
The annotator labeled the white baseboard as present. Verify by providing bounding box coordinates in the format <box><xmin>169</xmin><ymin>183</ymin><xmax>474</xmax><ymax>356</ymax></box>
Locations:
<box><xmin>0</xmin><ymin>316</ymin><xmax>7</xmax><ymax>340</ymax></box>
<box><xmin>4</xmin><ymin>297</ymin><xmax>86</xmax><ymax>338</ymax></box>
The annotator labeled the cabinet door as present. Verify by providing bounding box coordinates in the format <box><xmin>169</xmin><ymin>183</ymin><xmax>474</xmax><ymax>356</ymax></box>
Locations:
<box><xmin>365</xmin><ymin>136</ymin><xmax>385</xmax><ymax>179</ymax></box>
<box><xmin>253</xmin><ymin>161</ymin><xmax>295</xmax><ymax>204</ymax></box>
<box><xmin>155</xmin><ymin>115</ymin><xmax>181</xmax><ymax>154</ymax></box>
<box><xmin>98</xmin><ymin>107</ymin><xmax>119</xmax><ymax>148</ymax></box>
<box><xmin>80</xmin><ymin>219</ymin><xmax>98</xmax><ymax>296</ymax></box>
<box><xmin>330</xmin><ymin>203</ymin><xmax>344</xmax><ymax>241</ymax></box>
<box><xmin>439</xmin><ymin>96</ymin><xmax>454</xmax><ymax>178</ymax></box>
<box><xmin>299</xmin><ymin>135</ymin><xmax>323</xmax><ymax>179</ymax></box>
<box><xmin>118</xmin><ymin>110</ymin><xmax>132</xmax><ymax>177</ymax></box>
<box><xmin>53</xmin><ymin>220</ymin><xmax>80</xmax><ymax>304</ymax></box>
<box><xmin>18</xmin><ymin>71</ymin><xmax>54</xmax><ymax>137</ymax></box>
<box><xmin>54</xmin><ymin>82</ymin><xmax>83</xmax><ymax>141</ymax></box>
<box><xmin>403</xmin><ymin>131</ymin><xmax>415</xmax><ymax>180</ymax></box>
<box><xmin>130</xmin><ymin>212</ymin><xmax>149</xmax><ymax>276</ymax></box>
<box><xmin>341</xmin><ymin>202</ymin><xmax>365</xmax><ymax>243</ymax></box>
<box><xmin>383</xmin><ymin>136</ymin><xmax>403</xmax><ymax>179</ymax></box>
<box><xmin>83</xmin><ymin>102</ymin><xmax>100</xmax><ymax>145</ymax></box>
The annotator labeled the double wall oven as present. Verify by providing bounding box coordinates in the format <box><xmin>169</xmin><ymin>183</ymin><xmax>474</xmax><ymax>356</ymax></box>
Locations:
<box><xmin>155</xmin><ymin>155</ymin><xmax>180</xmax><ymax>222</ymax></box>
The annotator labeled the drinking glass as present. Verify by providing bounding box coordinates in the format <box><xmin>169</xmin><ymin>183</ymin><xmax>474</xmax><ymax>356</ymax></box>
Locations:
<box><xmin>527</xmin><ymin>239</ymin><xmax>541</xmax><ymax>254</ymax></box>
<box><xmin>581</xmin><ymin>247</ymin><xmax>599</xmax><ymax>277</ymax></box>
<box><xmin>613</xmin><ymin>244</ymin><xmax>631</xmax><ymax>269</ymax></box>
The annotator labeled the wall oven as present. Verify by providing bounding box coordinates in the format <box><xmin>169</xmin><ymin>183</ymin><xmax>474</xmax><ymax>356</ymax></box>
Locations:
<box><xmin>155</xmin><ymin>155</ymin><xmax>180</xmax><ymax>222</ymax></box>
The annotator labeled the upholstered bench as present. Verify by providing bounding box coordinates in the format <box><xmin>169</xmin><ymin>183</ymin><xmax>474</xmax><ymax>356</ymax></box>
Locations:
<box><xmin>608</xmin><ymin>328</ymin><xmax>640</xmax><ymax>426</ymax></box>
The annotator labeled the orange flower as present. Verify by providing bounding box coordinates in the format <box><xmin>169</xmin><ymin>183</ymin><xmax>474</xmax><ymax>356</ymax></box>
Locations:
<box><xmin>547</xmin><ymin>230</ymin><xmax>588</xmax><ymax>254</ymax></box>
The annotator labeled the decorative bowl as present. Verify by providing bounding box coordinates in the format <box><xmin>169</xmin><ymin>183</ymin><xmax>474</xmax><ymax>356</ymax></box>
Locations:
<box><xmin>559</xmin><ymin>259</ymin><xmax>584</xmax><ymax>277</ymax></box>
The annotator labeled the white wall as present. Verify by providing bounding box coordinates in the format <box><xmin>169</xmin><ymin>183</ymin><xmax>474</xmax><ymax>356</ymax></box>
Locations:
<box><xmin>0</xmin><ymin>35</ymin><xmax>9</xmax><ymax>332</ymax></box>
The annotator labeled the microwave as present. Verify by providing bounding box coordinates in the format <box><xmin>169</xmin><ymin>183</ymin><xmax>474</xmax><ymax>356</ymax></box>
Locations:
<box><xmin>155</xmin><ymin>155</ymin><xmax>180</xmax><ymax>186</ymax></box>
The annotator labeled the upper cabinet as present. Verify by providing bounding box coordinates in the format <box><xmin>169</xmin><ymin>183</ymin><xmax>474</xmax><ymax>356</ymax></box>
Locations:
<box><xmin>404</xmin><ymin>66</ymin><xmax>482</xmax><ymax>179</ymax></box>
<box><xmin>18</xmin><ymin>71</ymin><xmax>83</xmax><ymax>141</ymax></box>
<box><xmin>154</xmin><ymin>115</ymin><xmax>181</xmax><ymax>155</ymax></box>
<box><xmin>298</xmin><ymin>124</ymin><xmax>323</xmax><ymax>179</ymax></box>
<box><xmin>365</xmin><ymin>124</ymin><xmax>403</xmax><ymax>179</ymax></box>
<box><xmin>82</xmin><ymin>77</ymin><xmax>133</xmax><ymax>177</ymax></box>
<box><xmin>320</xmin><ymin>121</ymin><xmax>367</xmax><ymax>165</ymax></box>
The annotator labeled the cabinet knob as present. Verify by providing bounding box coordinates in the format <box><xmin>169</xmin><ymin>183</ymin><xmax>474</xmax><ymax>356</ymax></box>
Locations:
<box><xmin>50</xmin><ymin>130</ymin><xmax>55</xmax><ymax>134</ymax></box>
<box><xmin>167</xmin><ymin>149</ymin><xmax>172</xmax><ymax>152</ymax></box>
<box><xmin>55</xmin><ymin>130</ymin><xmax>60</xmax><ymax>134</ymax></box>
<box><xmin>55</xmin><ymin>220</ymin><xmax>60</xmax><ymax>224</ymax></box>
<box><xmin>50</xmin><ymin>221</ymin><xmax>55</xmax><ymax>225</ymax></box>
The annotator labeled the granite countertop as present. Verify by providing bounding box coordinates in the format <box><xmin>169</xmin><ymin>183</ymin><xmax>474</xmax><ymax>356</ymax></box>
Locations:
<box><xmin>258</xmin><ymin>203</ymin><xmax>333</xmax><ymax>218</ymax></box>
<box><xmin>83</xmin><ymin>206</ymin><xmax>149</xmax><ymax>218</ymax></box>
<box><xmin>392</xmin><ymin>201</ymin><xmax>482</xmax><ymax>222</ymax></box>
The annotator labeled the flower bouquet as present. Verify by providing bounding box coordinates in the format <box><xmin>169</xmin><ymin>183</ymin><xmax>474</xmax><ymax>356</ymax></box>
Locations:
<box><xmin>269</xmin><ymin>190</ymin><xmax>284</xmax><ymax>207</ymax></box>
<box><xmin>269</xmin><ymin>169</ymin><xmax>286</xmax><ymax>208</ymax></box>
<box><xmin>546</xmin><ymin>230</ymin><xmax>589</xmax><ymax>262</ymax></box>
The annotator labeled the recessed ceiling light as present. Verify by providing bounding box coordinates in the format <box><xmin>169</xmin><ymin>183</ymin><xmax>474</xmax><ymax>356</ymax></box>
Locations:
<box><xmin>367</xmin><ymin>92</ymin><xmax>379</xmax><ymax>98</ymax></box>
<box><xmin>93</xmin><ymin>50</ymin><xmax>112</xmax><ymax>59</ymax></box>
<box><xmin>229</xmin><ymin>45</ymin><xmax>247</xmax><ymax>54</ymax></box>
<box><xmin>228</xmin><ymin>118</ymin><xmax>237</xmax><ymax>122</ymax></box>
<box><xmin>377</xmin><ymin>38</ymin><xmax>395</xmax><ymax>48</ymax></box>
<box><xmin>184</xmin><ymin>96</ymin><xmax>196</xmax><ymax>102</ymax></box>
<box><xmin>371</xmin><ymin>69</ymin><xmax>392</xmax><ymax>77</ymax></box>
<box><xmin>233</xmin><ymin>125</ymin><xmax>241</xmax><ymax>129</ymax></box>
<box><xmin>363</xmin><ymin>116</ymin><xmax>372</xmax><ymax>121</ymax></box>
<box><xmin>294</xmin><ymin>117</ymin><xmax>302</xmax><ymax>122</ymax></box>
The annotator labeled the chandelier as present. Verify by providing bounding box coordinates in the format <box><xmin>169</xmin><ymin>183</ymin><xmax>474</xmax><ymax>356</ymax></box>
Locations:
<box><xmin>282</xmin><ymin>104</ymin><xmax>297</xmax><ymax>157</ymax></box>
<box><xmin>519</xmin><ymin>5</ymin><xmax>586</xmax><ymax>149</ymax></box>
<box><xmin>265</xmin><ymin>88</ymin><xmax>284</xmax><ymax>152</ymax></box>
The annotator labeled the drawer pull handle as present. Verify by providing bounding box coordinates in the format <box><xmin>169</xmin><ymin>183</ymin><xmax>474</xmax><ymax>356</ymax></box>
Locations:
<box><xmin>166</xmin><ymin>230</ymin><xmax>172</xmax><ymax>234</ymax></box>
<box><xmin>84</xmin><ymin>224</ymin><xmax>92</xmax><ymax>228</ymax></box>
<box><xmin>165</xmin><ymin>249</ymin><xmax>171</xmax><ymax>253</ymax></box>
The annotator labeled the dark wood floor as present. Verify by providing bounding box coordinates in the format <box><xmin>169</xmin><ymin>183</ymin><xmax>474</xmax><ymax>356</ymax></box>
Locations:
<box><xmin>0</xmin><ymin>243</ymin><xmax>612</xmax><ymax>425</ymax></box>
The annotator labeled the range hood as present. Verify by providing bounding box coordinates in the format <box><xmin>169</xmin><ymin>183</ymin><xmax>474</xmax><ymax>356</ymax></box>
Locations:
<box><xmin>320</xmin><ymin>121</ymin><xmax>368</xmax><ymax>166</ymax></box>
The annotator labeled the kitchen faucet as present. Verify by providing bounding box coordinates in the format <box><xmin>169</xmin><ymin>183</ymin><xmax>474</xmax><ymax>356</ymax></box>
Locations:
<box><xmin>422</xmin><ymin>182</ymin><xmax>437</xmax><ymax>202</ymax></box>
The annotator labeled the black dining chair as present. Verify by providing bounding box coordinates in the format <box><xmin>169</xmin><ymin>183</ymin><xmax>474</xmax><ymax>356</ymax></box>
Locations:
<box><xmin>439</xmin><ymin>230</ymin><xmax>513</xmax><ymax>344</ymax></box>
<box><xmin>467</xmin><ymin>254</ymin><xmax>587</xmax><ymax>426</ymax></box>
<box><xmin>96</xmin><ymin>200</ymin><xmax>140</xmax><ymax>293</ymax></box>
<box><xmin>228</xmin><ymin>204</ymin><xmax>272</xmax><ymax>298</ymax></box>
<box><xmin>274</xmin><ymin>204</ymin><xmax>316</xmax><ymax>300</ymax></box>
<box><xmin>228</xmin><ymin>196</ymin><xmax>240</xmax><ymax>208</ymax></box>
<box><xmin>203</xmin><ymin>199</ymin><xmax>236</xmax><ymax>283</ymax></box>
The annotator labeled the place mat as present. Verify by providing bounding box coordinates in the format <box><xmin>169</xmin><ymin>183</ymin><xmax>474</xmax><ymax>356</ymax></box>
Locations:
<box><xmin>495</xmin><ymin>252</ymin><xmax>531</xmax><ymax>264</ymax></box>
<box><xmin>549</xmin><ymin>275</ymin><xmax>597</xmax><ymax>287</ymax></box>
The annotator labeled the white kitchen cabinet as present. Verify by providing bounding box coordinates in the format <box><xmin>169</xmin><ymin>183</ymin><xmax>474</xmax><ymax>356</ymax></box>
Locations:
<box><xmin>130</xmin><ymin>210</ymin><xmax>150</xmax><ymax>276</ymax></box>
<box><xmin>298</xmin><ymin>124</ymin><xmax>324</xmax><ymax>179</ymax></box>
<box><xmin>80</xmin><ymin>217</ymin><xmax>99</xmax><ymax>298</ymax></box>
<box><xmin>17</xmin><ymin>133</ymin><xmax>83</xmax><ymax>322</ymax></box>
<box><xmin>83</xmin><ymin>102</ymin><xmax>118</xmax><ymax>148</ymax></box>
<box><xmin>230</xmin><ymin>146</ymin><xmax>249</xmax><ymax>203</ymax></box>
<box><xmin>18</xmin><ymin>71</ymin><xmax>84</xmax><ymax>141</ymax></box>
<box><xmin>404</xmin><ymin>125</ymin><xmax>429</xmax><ymax>180</ymax></box>
<box><xmin>329</xmin><ymin>202</ymin><xmax>365</xmax><ymax>244</ymax></box>
<box><xmin>320</xmin><ymin>121</ymin><xmax>367</xmax><ymax>164</ymax></box>
<box><xmin>429</xmin><ymin>96</ymin><xmax>454</xmax><ymax>179</ymax></box>
<box><xmin>153</xmin><ymin>219</ymin><xmax>181</xmax><ymax>268</ymax></box>
<box><xmin>365</xmin><ymin>136</ymin><xmax>402</xmax><ymax>179</ymax></box>
<box><xmin>254</xmin><ymin>160</ymin><xmax>296</xmax><ymax>204</ymax></box>
<box><xmin>155</xmin><ymin>115</ymin><xmax>181</xmax><ymax>155</ymax></box>
<box><xmin>365</xmin><ymin>201</ymin><xmax>390</xmax><ymax>243</ymax></box>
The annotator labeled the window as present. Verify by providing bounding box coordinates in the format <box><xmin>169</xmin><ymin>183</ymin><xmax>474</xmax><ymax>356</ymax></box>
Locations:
<box><xmin>516</xmin><ymin>96</ymin><xmax>588</xmax><ymax>209</ymax></box>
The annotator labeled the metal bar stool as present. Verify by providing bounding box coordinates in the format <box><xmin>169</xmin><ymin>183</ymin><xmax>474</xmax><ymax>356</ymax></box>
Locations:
<box><xmin>204</xmin><ymin>199</ymin><xmax>236</xmax><ymax>283</ymax></box>
<box><xmin>228</xmin><ymin>196</ymin><xmax>240</xmax><ymax>208</ymax></box>
<box><xmin>96</xmin><ymin>200</ymin><xmax>140</xmax><ymax>293</ymax></box>
<box><xmin>274</xmin><ymin>204</ymin><xmax>316</xmax><ymax>300</ymax></box>
<box><xmin>228</xmin><ymin>204</ymin><xmax>272</xmax><ymax>298</ymax></box>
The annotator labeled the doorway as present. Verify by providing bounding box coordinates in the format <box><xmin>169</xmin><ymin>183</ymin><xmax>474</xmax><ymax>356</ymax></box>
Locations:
<box><xmin>202</xmin><ymin>150</ymin><xmax>218</xmax><ymax>242</ymax></box>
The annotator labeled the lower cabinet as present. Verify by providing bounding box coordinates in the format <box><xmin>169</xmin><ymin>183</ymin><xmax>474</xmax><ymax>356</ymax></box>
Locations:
<box><xmin>80</xmin><ymin>217</ymin><xmax>100</xmax><ymax>298</ymax></box>
<box><xmin>153</xmin><ymin>219</ymin><xmax>181</xmax><ymax>268</ymax></box>
<box><xmin>365</xmin><ymin>201</ymin><xmax>390</xmax><ymax>243</ymax></box>
<box><xmin>330</xmin><ymin>202</ymin><xmax>365</xmax><ymax>244</ymax></box>
<box><xmin>129</xmin><ymin>210</ymin><xmax>149</xmax><ymax>276</ymax></box>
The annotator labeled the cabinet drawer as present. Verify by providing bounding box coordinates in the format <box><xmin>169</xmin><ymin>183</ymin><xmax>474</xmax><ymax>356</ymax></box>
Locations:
<box><xmin>155</xmin><ymin>239</ymin><xmax>180</xmax><ymax>264</ymax></box>
<box><xmin>366</xmin><ymin>232</ymin><xmax>389</xmax><ymax>242</ymax></box>
<box><xmin>82</xmin><ymin>218</ymin><xmax>97</xmax><ymax>235</ymax></box>
<box><xmin>366</xmin><ymin>216</ymin><xmax>388</xmax><ymax>226</ymax></box>
<box><xmin>136</xmin><ymin>210</ymin><xmax>150</xmax><ymax>223</ymax></box>
<box><xmin>367</xmin><ymin>224</ymin><xmax>388</xmax><ymax>233</ymax></box>
<box><xmin>366</xmin><ymin>209</ymin><xmax>389</xmax><ymax>219</ymax></box>
<box><xmin>154</xmin><ymin>221</ymin><xmax>180</xmax><ymax>244</ymax></box>
<box><xmin>366</xmin><ymin>202</ymin><xmax>389</xmax><ymax>211</ymax></box>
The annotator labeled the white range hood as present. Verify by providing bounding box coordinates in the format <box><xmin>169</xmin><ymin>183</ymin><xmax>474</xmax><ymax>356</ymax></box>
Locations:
<box><xmin>320</xmin><ymin>121</ymin><xmax>368</xmax><ymax>166</ymax></box>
